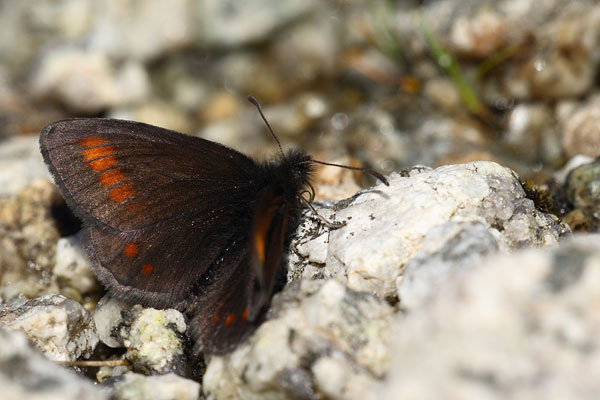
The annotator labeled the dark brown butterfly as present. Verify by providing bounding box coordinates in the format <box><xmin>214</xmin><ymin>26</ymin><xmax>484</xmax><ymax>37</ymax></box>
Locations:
<box><xmin>39</xmin><ymin>97</ymin><xmax>388</xmax><ymax>354</ymax></box>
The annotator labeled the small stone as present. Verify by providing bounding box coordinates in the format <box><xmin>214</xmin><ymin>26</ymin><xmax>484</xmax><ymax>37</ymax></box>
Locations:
<box><xmin>93</xmin><ymin>295</ymin><xmax>129</xmax><ymax>348</ymax></box>
<box><xmin>200</xmin><ymin>0</ymin><xmax>317</xmax><ymax>47</ymax></box>
<box><xmin>31</xmin><ymin>47</ymin><xmax>150</xmax><ymax>113</ymax></box>
<box><xmin>0</xmin><ymin>135</ymin><xmax>51</xmax><ymax>196</ymax></box>
<box><xmin>449</xmin><ymin>10</ymin><xmax>508</xmax><ymax>58</ymax></box>
<box><xmin>0</xmin><ymin>294</ymin><xmax>98</xmax><ymax>361</ymax></box>
<box><xmin>423</xmin><ymin>77</ymin><xmax>462</xmax><ymax>112</ymax></box>
<box><xmin>552</xmin><ymin>154</ymin><xmax>593</xmax><ymax>186</ymax></box>
<box><xmin>505</xmin><ymin>103</ymin><xmax>561</xmax><ymax>163</ymax></box>
<box><xmin>565</xmin><ymin>159</ymin><xmax>600</xmax><ymax>217</ymax></box>
<box><xmin>87</xmin><ymin>0</ymin><xmax>195</xmax><ymax>61</ymax></box>
<box><xmin>0</xmin><ymin>327</ymin><xmax>108</xmax><ymax>400</ymax></box>
<box><xmin>562</xmin><ymin>96</ymin><xmax>600</xmax><ymax>158</ymax></box>
<box><xmin>54</xmin><ymin>234</ymin><xmax>99</xmax><ymax>295</ymax></box>
<box><xmin>0</xmin><ymin>180</ymin><xmax>63</xmax><ymax>301</ymax></box>
<box><xmin>118</xmin><ymin>305</ymin><xmax>188</xmax><ymax>375</ymax></box>
<box><xmin>113</xmin><ymin>373</ymin><xmax>200</xmax><ymax>400</ymax></box>
<box><xmin>109</xmin><ymin>101</ymin><xmax>193</xmax><ymax>135</ymax></box>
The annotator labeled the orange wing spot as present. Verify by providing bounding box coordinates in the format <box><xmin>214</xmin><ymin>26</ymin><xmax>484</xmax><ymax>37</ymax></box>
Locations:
<box><xmin>77</xmin><ymin>137</ymin><xmax>107</xmax><ymax>147</ymax></box>
<box><xmin>141</xmin><ymin>263</ymin><xmax>153</xmax><ymax>274</ymax></box>
<box><xmin>123</xmin><ymin>243</ymin><xmax>138</xmax><ymax>257</ymax></box>
<box><xmin>99</xmin><ymin>169</ymin><xmax>127</xmax><ymax>187</ymax></box>
<box><xmin>88</xmin><ymin>156</ymin><xmax>117</xmax><ymax>172</ymax></box>
<box><xmin>224</xmin><ymin>313</ymin><xmax>236</xmax><ymax>326</ymax></box>
<box><xmin>109</xmin><ymin>183</ymin><xmax>135</xmax><ymax>203</ymax></box>
<box><xmin>82</xmin><ymin>146</ymin><xmax>114</xmax><ymax>162</ymax></box>
<box><xmin>211</xmin><ymin>314</ymin><xmax>221</xmax><ymax>325</ymax></box>
<box><xmin>241</xmin><ymin>307</ymin><xmax>249</xmax><ymax>321</ymax></box>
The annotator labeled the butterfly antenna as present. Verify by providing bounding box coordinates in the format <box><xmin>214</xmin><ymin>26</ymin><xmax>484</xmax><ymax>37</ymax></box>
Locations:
<box><xmin>310</xmin><ymin>159</ymin><xmax>390</xmax><ymax>186</ymax></box>
<box><xmin>248</xmin><ymin>96</ymin><xmax>285</xmax><ymax>158</ymax></box>
<box><xmin>248</xmin><ymin>96</ymin><xmax>389</xmax><ymax>187</ymax></box>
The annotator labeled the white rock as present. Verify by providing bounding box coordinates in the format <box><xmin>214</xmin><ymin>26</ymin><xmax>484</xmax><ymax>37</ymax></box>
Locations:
<box><xmin>120</xmin><ymin>305</ymin><xmax>187</xmax><ymax>375</ymax></box>
<box><xmin>54</xmin><ymin>234</ymin><xmax>98</xmax><ymax>294</ymax></box>
<box><xmin>381</xmin><ymin>234</ymin><xmax>600</xmax><ymax>399</ymax></box>
<box><xmin>0</xmin><ymin>136</ymin><xmax>50</xmax><ymax>196</ymax></box>
<box><xmin>113</xmin><ymin>373</ymin><xmax>200</xmax><ymax>400</ymax></box>
<box><xmin>31</xmin><ymin>47</ymin><xmax>150</xmax><ymax>113</ymax></box>
<box><xmin>0</xmin><ymin>327</ymin><xmax>108</xmax><ymax>400</ymax></box>
<box><xmin>200</xmin><ymin>0</ymin><xmax>317</xmax><ymax>47</ymax></box>
<box><xmin>203</xmin><ymin>279</ymin><xmax>393</xmax><ymax>400</ymax></box>
<box><xmin>93</xmin><ymin>294</ymin><xmax>128</xmax><ymax>348</ymax></box>
<box><xmin>290</xmin><ymin>162</ymin><xmax>568</xmax><ymax>302</ymax></box>
<box><xmin>0</xmin><ymin>294</ymin><xmax>98</xmax><ymax>361</ymax></box>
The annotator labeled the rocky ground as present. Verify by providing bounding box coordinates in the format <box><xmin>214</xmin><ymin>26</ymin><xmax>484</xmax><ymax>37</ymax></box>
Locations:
<box><xmin>2</xmin><ymin>1</ymin><xmax>600</xmax><ymax>399</ymax></box>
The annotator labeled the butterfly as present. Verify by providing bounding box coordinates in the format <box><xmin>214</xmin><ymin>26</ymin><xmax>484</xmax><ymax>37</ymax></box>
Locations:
<box><xmin>39</xmin><ymin>97</ymin><xmax>388</xmax><ymax>354</ymax></box>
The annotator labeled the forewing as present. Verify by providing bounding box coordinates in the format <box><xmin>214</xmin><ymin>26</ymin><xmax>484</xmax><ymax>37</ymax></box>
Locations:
<box><xmin>40</xmin><ymin>118</ymin><xmax>259</xmax><ymax>308</ymax></box>
<box><xmin>39</xmin><ymin>118</ymin><xmax>257</xmax><ymax>231</ymax></box>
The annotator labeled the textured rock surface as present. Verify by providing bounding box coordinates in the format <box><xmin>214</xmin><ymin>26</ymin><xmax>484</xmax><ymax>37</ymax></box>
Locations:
<box><xmin>113</xmin><ymin>373</ymin><xmax>200</xmax><ymax>400</ymax></box>
<box><xmin>562</xmin><ymin>95</ymin><xmax>600</xmax><ymax>158</ymax></box>
<box><xmin>0</xmin><ymin>294</ymin><xmax>98</xmax><ymax>361</ymax></box>
<box><xmin>380</xmin><ymin>234</ymin><xmax>600</xmax><ymax>399</ymax></box>
<box><xmin>203</xmin><ymin>279</ymin><xmax>393</xmax><ymax>400</ymax></box>
<box><xmin>31</xmin><ymin>47</ymin><xmax>150</xmax><ymax>113</ymax></box>
<box><xmin>4</xmin><ymin>0</ymin><xmax>600</xmax><ymax>397</ymax></box>
<box><xmin>94</xmin><ymin>298</ymin><xmax>188</xmax><ymax>375</ymax></box>
<box><xmin>0</xmin><ymin>135</ymin><xmax>50</xmax><ymax>196</ymax></box>
<box><xmin>200</xmin><ymin>0</ymin><xmax>317</xmax><ymax>47</ymax></box>
<box><xmin>289</xmin><ymin>161</ymin><xmax>569</xmax><ymax>303</ymax></box>
<box><xmin>0</xmin><ymin>180</ymin><xmax>63</xmax><ymax>301</ymax></box>
<box><xmin>53</xmin><ymin>234</ymin><xmax>100</xmax><ymax>297</ymax></box>
<box><xmin>93</xmin><ymin>294</ymin><xmax>129</xmax><ymax>348</ymax></box>
<box><xmin>0</xmin><ymin>327</ymin><xmax>108</xmax><ymax>400</ymax></box>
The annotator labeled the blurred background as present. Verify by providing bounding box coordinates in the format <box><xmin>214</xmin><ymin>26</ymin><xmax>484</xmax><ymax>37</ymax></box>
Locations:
<box><xmin>1</xmin><ymin>0</ymin><xmax>600</xmax><ymax>219</ymax></box>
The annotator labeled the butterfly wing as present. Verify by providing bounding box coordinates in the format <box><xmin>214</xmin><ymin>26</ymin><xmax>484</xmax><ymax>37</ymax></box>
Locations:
<box><xmin>188</xmin><ymin>254</ymin><xmax>259</xmax><ymax>354</ymax></box>
<box><xmin>40</xmin><ymin>118</ymin><xmax>258</xmax><ymax>231</ymax></box>
<box><xmin>40</xmin><ymin>118</ymin><xmax>260</xmax><ymax>308</ymax></box>
<box><xmin>190</xmin><ymin>185</ymin><xmax>293</xmax><ymax>353</ymax></box>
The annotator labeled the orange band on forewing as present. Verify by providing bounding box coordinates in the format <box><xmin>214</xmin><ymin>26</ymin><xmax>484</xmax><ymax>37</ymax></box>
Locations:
<box><xmin>88</xmin><ymin>156</ymin><xmax>117</xmax><ymax>172</ymax></box>
<box><xmin>211</xmin><ymin>314</ymin><xmax>221</xmax><ymax>325</ymax></box>
<box><xmin>99</xmin><ymin>169</ymin><xmax>127</xmax><ymax>187</ymax></box>
<box><xmin>141</xmin><ymin>263</ymin><xmax>153</xmax><ymax>274</ymax></box>
<box><xmin>77</xmin><ymin>137</ymin><xmax>136</xmax><ymax>204</ymax></box>
<box><xmin>109</xmin><ymin>183</ymin><xmax>134</xmax><ymax>203</ymax></box>
<box><xmin>82</xmin><ymin>146</ymin><xmax>114</xmax><ymax>162</ymax></box>
<box><xmin>77</xmin><ymin>137</ymin><xmax>108</xmax><ymax>147</ymax></box>
<box><xmin>241</xmin><ymin>307</ymin><xmax>249</xmax><ymax>321</ymax></box>
<box><xmin>78</xmin><ymin>138</ymin><xmax>117</xmax><ymax>172</ymax></box>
